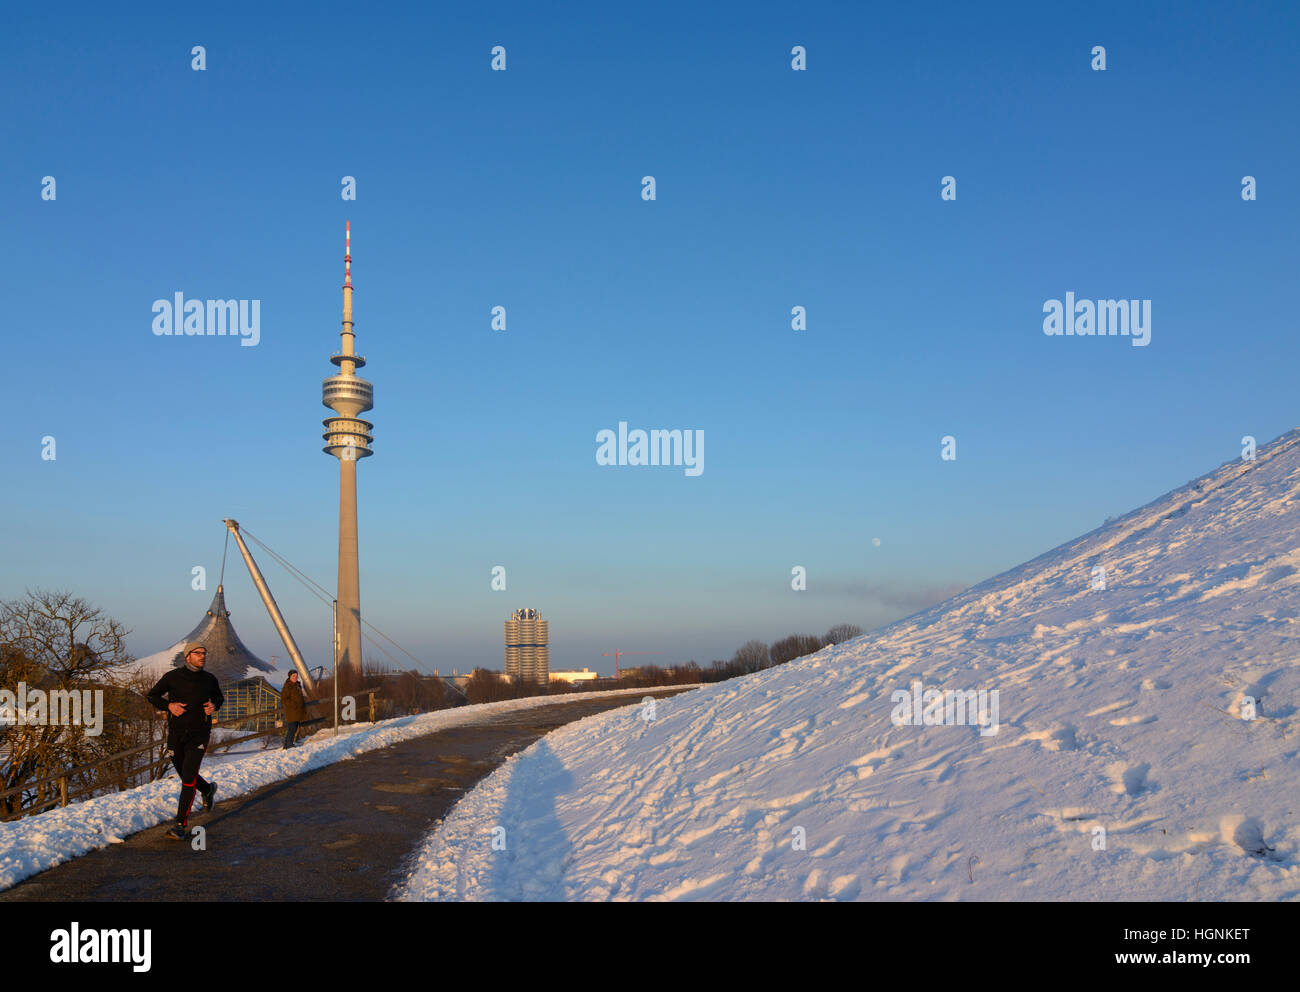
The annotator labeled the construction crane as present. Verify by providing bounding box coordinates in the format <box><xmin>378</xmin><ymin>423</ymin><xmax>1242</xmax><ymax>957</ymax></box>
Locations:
<box><xmin>601</xmin><ymin>650</ymin><xmax>662</xmax><ymax>679</ymax></box>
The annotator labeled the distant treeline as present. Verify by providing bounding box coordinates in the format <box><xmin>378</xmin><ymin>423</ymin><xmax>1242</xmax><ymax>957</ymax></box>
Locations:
<box><xmin>452</xmin><ymin>623</ymin><xmax>866</xmax><ymax>706</ymax></box>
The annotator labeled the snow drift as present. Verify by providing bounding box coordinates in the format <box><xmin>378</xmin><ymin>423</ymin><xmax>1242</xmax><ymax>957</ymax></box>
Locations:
<box><xmin>397</xmin><ymin>431</ymin><xmax>1300</xmax><ymax>901</ymax></box>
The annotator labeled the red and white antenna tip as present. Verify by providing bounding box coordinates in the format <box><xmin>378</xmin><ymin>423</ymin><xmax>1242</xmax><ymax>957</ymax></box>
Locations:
<box><xmin>344</xmin><ymin>222</ymin><xmax>352</xmax><ymax>285</ymax></box>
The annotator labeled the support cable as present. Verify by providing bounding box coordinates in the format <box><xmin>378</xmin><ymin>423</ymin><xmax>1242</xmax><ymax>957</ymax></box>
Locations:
<box><xmin>232</xmin><ymin>524</ymin><xmax>441</xmax><ymax>678</ymax></box>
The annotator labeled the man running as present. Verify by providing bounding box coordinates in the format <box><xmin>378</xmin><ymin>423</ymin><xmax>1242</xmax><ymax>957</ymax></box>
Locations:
<box><xmin>146</xmin><ymin>641</ymin><xmax>223</xmax><ymax>840</ymax></box>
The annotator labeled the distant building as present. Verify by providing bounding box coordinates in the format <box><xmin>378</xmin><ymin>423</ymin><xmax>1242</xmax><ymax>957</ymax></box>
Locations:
<box><xmin>505</xmin><ymin>608</ymin><xmax>549</xmax><ymax>683</ymax></box>
<box><xmin>549</xmin><ymin>667</ymin><xmax>597</xmax><ymax>684</ymax></box>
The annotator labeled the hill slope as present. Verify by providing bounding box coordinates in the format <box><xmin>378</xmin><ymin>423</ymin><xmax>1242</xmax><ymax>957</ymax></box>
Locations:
<box><xmin>397</xmin><ymin>432</ymin><xmax>1300</xmax><ymax>901</ymax></box>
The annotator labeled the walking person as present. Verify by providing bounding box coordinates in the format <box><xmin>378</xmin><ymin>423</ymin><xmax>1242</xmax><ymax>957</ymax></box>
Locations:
<box><xmin>280</xmin><ymin>670</ymin><xmax>322</xmax><ymax>748</ymax></box>
<box><xmin>146</xmin><ymin>642</ymin><xmax>223</xmax><ymax>840</ymax></box>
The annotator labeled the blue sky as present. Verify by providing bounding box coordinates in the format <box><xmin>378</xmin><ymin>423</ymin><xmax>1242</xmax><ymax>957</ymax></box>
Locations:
<box><xmin>2</xmin><ymin>1</ymin><xmax>1297</xmax><ymax>675</ymax></box>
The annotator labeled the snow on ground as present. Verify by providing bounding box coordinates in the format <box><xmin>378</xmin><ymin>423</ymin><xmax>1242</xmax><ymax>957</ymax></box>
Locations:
<box><xmin>396</xmin><ymin>430</ymin><xmax>1300</xmax><ymax>901</ymax></box>
<box><xmin>0</xmin><ymin>686</ymin><xmax>690</xmax><ymax>891</ymax></box>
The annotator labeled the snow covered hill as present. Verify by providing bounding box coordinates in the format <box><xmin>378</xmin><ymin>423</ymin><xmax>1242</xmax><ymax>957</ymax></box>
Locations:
<box><xmin>397</xmin><ymin>431</ymin><xmax>1300</xmax><ymax>901</ymax></box>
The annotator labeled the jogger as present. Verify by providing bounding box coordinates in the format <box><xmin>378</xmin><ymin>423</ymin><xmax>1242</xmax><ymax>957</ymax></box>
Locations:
<box><xmin>146</xmin><ymin>641</ymin><xmax>224</xmax><ymax>839</ymax></box>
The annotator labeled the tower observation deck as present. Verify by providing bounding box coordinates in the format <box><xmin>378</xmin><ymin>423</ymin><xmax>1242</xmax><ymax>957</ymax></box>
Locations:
<box><xmin>323</xmin><ymin>221</ymin><xmax>374</xmax><ymax>460</ymax></box>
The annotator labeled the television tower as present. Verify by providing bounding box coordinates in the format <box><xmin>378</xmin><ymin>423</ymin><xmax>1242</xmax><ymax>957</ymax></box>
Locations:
<box><xmin>322</xmin><ymin>221</ymin><xmax>373</xmax><ymax>683</ymax></box>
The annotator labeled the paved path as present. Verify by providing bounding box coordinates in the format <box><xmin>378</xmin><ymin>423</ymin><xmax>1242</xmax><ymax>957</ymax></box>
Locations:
<box><xmin>0</xmin><ymin>690</ymin><xmax>692</xmax><ymax>902</ymax></box>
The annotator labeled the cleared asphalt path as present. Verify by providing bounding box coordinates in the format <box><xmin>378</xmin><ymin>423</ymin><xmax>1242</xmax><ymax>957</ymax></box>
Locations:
<box><xmin>0</xmin><ymin>689</ymin><xmax>693</xmax><ymax>902</ymax></box>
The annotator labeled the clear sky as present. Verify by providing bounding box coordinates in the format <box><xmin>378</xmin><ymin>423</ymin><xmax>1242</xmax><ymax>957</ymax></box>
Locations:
<box><xmin>2</xmin><ymin>1</ymin><xmax>1297</xmax><ymax>675</ymax></box>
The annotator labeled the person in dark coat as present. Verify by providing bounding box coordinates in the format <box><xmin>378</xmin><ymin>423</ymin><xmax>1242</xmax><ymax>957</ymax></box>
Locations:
<box><xmin>279</xmin><ymin>670</ymin><xmax>321</xmax><ymax>748</ymax></box>
<box><xmin>146</xmin><ymin>641</ymin><xmax>223</xmax><ymax>840</ymax></box>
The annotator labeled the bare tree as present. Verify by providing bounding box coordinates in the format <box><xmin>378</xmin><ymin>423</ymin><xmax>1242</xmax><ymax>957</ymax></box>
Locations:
<box><xmin>823</xmin><ymin>623</ymin><xmax>864</xmax><ymax>646</ymax></box>
<box><xmin>350</xmin><ymin>662</ymin><xmax>460</xmax><ymax>720</ymax></box>
<box><xmin>770</xmin><ymin>634</ymin><xmax>824</xmax><ymax>665</ymax></box>
<box><xmin>464</xmin><ymin>669</ymin><xmax>517</xmax><ymax>705</ymax></box>
<box><xmin>732</xmin><ymin>640</ymin><xmax>770</xmax><ymax>674</ymax></box>
<box><xmin>0</xmin><ymin>590</ymin><xmax>135</xmax><ymax>816</ymax></box>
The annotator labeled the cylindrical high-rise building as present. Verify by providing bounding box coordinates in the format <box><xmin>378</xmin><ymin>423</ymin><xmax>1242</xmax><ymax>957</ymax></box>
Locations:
<box><xmin>505</xmin><ymin>608</ymin><xmax>549</xmax><ymax>684</ymax></box>
<box><xmin>322</xmin><ymin>222</ymin><xmax>373</xmax><ymax>684</ymax></box>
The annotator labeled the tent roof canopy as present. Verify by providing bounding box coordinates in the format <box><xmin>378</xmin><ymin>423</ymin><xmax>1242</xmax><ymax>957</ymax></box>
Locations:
<box><xmin>176</xmin><ymin>585</ymin><xmax>275</xmax><ymax>681</ymax></box>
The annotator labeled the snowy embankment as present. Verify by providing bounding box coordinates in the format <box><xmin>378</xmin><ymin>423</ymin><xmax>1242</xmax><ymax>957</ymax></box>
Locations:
<box><xmin>397</xmin><ymin>431</ymin><xmax>1300</xmax><ymax>901</ymax></box>
<box><xmin>0</xmin><ymin>686</ymin><xmax>693</xmax><ymax>891</ymax></box>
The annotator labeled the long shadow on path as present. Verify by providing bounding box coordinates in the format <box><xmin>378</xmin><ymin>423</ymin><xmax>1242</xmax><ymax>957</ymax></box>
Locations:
<box><xmin>485</xmin><ymin>739</ymin><xmax>575</xmax><ymax>900</ymax></box>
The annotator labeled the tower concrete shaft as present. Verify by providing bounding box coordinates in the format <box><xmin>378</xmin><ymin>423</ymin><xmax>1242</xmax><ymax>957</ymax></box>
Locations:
<box><xmin>322</xmin><ymin>222</ymin><xmax>373</xmax><ymax>683</ymax></box>
<box><xmin>336</xmin><ymin>457</ymin><xmax>361</xmax><ymax>683</ymax></box>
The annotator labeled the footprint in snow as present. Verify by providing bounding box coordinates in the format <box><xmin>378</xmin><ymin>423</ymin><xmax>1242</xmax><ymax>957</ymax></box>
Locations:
<box><xmin>1231</xmin><ymin>818</ymin><xmax>1283</xmax><ymax>861</ymax></box>
<box><xmin>1107</xmin><ymin>761</ymin><xmax>1153</xmax><ymax>796</ymax></box>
